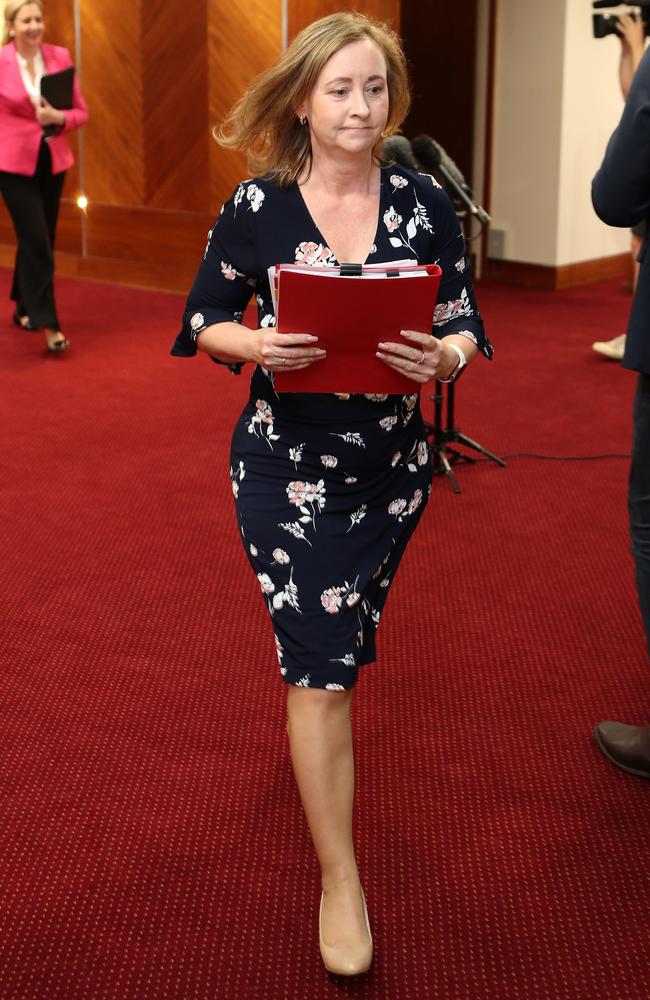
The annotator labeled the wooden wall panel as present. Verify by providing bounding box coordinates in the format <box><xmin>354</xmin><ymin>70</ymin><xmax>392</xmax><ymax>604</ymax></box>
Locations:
<box><xmin>288</xmin><ymin>0</ymin><xmax>400</xmax><ymax>37</ymax></box>
<box><xmin>79</xmin><ymin>0</ymin><xmax>144</xmax><ymax>206</ymax></box>
<box><xmin>55</xmin><ymin>201</ymin><xmax>83</xmax><ymax>255</ymax></box>
<box><xmin>84</xmin><ymin>204</ymin><xmax>208</xmax><ymax>272</ymax></box>
<box><xmin>42</xmin><ymin>0</ymin><xmax>75</xmax><ymax>59</ymax></box>
<box><xmin>141</xmin><ymin>0</ymin><xmax>210</xmax><ymax>212</ymax></box>
<box><xmin>0</xmin><ymin>0</ymin><xmax>406</xmax><ymax>292</ymax></box>
<box><xmin>207</xmin><ymin>0</ymin><xmax>283</xmax><ymax>212</ymax></box>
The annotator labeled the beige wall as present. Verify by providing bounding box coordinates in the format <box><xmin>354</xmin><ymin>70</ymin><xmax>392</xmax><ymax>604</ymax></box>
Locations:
<box><xmin>556</xmin><ymin>1</ymin><xmax>632</xmax><ymax>265</ymax></box>
<box><xmin>488</xmin><ymin>0</ymin><xmax>629</xmax><ymax>267</ymax></box>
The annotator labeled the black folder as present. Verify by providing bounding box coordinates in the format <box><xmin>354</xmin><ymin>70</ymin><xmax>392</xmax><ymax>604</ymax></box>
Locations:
<box><xmin>40</xmin><ymin>66</ymin><xmax>74</xmax><ymax>137</ymax></box>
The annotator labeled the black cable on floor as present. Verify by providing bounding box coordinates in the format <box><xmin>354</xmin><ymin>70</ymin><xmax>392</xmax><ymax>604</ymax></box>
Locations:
<box><xmin>474</xmin><ymin>452</ymin><xmax>630</xmax><ymax>462</ymax></box>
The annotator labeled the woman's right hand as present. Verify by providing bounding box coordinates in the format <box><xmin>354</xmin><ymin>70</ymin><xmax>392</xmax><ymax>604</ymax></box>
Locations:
<box><xmin>252</xmin><ymin>329</ymin><xmax>326</xmax><ymax>372</ymax></box>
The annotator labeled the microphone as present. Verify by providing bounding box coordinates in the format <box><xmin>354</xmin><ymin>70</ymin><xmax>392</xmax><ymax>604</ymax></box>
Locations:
<box><xmin>411</xmin><ymin>134</ymin><xmax>491</xmax><ymax>225</ymax></box>
<box><xmin>381</xmin><ymin>134</ymin><xmax>419</xmax><ymax>171</ymax></box>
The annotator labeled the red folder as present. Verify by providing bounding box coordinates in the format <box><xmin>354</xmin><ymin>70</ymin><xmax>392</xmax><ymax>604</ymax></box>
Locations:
<box><xmin>273</xmin><ymin>263</ymin><xmax>442</xmax><ymax>393</ymax></box>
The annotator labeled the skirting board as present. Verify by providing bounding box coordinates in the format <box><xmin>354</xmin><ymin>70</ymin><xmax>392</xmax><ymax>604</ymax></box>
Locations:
<box><xmin>483</xmin><ymin>253</ymin><xmax>632</xmax><ymax>291</ymax></box>
<box><xmin>0</xmin><ymin>245</ymin><xmax>633</xmax><ymax>297</ymax></box>
<box><xmin>0</xmin><ymin>243</ymin><xmax>194</xmax><ymax>295</ymax></box>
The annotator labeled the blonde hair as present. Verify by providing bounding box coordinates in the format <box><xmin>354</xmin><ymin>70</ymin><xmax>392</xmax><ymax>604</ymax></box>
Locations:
<box><xmin>215</xmin><ymin>12</ymin><xmax>411</xmax><ymax>188</ymax></box>
<box><xmin>2</xmin><ymin>1</ymin><xmax>44</xmax><ymax>46</ymax></box>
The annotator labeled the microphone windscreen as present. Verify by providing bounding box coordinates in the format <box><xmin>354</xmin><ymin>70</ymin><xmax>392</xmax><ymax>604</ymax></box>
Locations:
<box><xmin>411</xmin><ymin>134</ymin><xmax>442</xmax><ymax>173</ymax></box>
<box><xmin>382</xmin><ymin>135</ymin><xmax>419</xmax><ymax>171</ymax></box>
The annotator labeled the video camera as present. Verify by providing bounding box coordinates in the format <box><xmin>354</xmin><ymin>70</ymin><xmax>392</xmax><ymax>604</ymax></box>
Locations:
<box><xmin>593</xmin><ymin>1</ymin><xmax>650</xmax><ymax>39</ymax></box>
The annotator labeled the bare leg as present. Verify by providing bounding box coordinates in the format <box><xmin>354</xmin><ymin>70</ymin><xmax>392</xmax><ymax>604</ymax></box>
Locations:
<box><xmin>286</xmin><ymin>686</ymin><xmax>369</xmax><ymax>949</ymax></box>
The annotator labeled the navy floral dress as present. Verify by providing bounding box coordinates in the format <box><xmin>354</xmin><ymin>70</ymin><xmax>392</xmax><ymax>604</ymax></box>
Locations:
<box><xmin>172</xmin><ymin>165</ymin><xmax>492</xmax><ymax>690</ymax></box>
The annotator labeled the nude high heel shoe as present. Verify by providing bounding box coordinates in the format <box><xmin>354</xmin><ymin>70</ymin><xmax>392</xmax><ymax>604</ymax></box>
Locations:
<box><xmin>319</xmin><ymin>886</ymin><xmax>373</xmax><ymax>976</ymax></box>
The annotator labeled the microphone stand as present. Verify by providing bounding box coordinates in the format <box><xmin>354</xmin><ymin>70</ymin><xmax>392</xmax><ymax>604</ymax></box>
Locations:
<box><xmin>425</xmin><ymin>380</ymin><xmax>506</xmax><ymax>495</ymax></box>
<box><xmin>423</xmin><ymin>202</ymin><xmax>506</xmax><ymax>493</ymax></box>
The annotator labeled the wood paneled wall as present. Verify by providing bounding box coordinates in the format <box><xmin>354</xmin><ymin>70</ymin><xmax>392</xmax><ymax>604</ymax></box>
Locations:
<box><xmin>0</xmin><ymin>0</ymin><xmax>399</xmax><ymax>292</ymax></box>
<box><xmin>288</xmin><ymin>0</ymin><xmax>399</xmax><ymax>35</ymax></box>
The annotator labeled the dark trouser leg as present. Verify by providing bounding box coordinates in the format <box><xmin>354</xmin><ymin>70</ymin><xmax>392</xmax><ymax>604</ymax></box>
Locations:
<box><xmin>40</xmin><ymin>146</ymin><xmax>65</xmax><ymax>250</ymax></box>
<box><xmin>0</xmin><ymin>142</ymin><xmax>65</xmax><ymax>329</ymax></box>
<box><xmin>629</xmin><ymin>372</ymin><xmax>650</xmax><ymax>659</ymax></box>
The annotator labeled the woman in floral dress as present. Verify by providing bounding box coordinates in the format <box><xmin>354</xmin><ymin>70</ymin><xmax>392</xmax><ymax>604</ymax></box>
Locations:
<box><xmin>172</xmin><ymin>12</ymin><xmax>491</xmax><ymax>977</ymax></box>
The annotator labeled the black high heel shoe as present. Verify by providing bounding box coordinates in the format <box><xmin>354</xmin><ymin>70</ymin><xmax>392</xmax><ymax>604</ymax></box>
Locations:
<box><xmin>44</xmin><ymin>329</ymin><xmax>69</xmax><ymax>353</ymax></box>
<box><xmin>12</xmin><ymin>310</ymin><xmax>39</xmax><ymax>331</ymax></box>
<box><xmin>47</xmin><ymin>337</ymin><xmax>69</xmax><ymax>353</ymax></box>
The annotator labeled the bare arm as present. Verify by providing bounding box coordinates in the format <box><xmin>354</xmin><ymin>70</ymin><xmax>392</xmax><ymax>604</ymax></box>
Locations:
<box><xmin>196</xmin><ymin>321</ymin><xmax>325</xmax><ymax>372</ymax></box>
<box><xmin>618</xmin><ymin>13</ymin><xmax>646</xmax><ymax>99</ymax></box>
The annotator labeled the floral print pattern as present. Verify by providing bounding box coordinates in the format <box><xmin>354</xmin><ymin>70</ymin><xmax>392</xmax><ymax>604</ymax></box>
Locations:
<box><xmin>433</xmin><ymin>287</ymin><xmax>474</xmax><ymax>326</ymax></box>
<box><xmin>384</xmin><ymin>191</ymin><xmax>434</xmax><ymax>253</ymax></box>
<box><xmin>247</xmin><ymin>399</ymin><xmax>280</xmax><ymax>449</ymax></box>
<box><xmin>246</xmin><ymin>184</ymin><xmax>265</xmax><ymax>212</ymax></box>
<box><xmin>383</xmin><ymin>207</ymin><xmax>402</xmax><ymax>233</ymax></box>
<box><xmin>295</xmin><ymin>241</ymin><xmax>336</xmax><ymax>266</ymax></box>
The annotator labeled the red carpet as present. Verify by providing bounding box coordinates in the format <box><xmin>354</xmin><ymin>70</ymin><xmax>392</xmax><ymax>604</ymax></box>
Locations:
<box><xmin>1</xmin><ymin>268</ymin><xmax>649</xmax><ymax>999</ymax></box>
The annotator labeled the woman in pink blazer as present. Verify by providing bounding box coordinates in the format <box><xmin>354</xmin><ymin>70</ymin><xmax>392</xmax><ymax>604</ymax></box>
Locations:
<box><xmin>0</xmin><ymin>1</ymin><xmax>88</xmax><ymax>352</ymax></box>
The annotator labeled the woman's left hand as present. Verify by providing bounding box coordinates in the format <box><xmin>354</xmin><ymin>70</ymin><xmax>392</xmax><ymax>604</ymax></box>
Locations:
<box><xmin>35</xmin><ymin>99</ymin><xmax>65</xmax><ymax>128</ymax></box>
<box><xmin>376</xmin><ymin>329</ymin><xmax>458</xmax><ymax>384</ymax></box>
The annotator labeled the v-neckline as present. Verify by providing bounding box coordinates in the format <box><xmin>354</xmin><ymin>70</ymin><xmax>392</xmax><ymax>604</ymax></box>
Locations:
<box><xmin>294</xmin><ymin>168</ymin><xmax>385</xmax><ymax>266</ymax></box>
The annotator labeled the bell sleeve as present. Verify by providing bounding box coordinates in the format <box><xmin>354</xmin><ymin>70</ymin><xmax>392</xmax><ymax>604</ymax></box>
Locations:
<box><xmin>418</xmin><ymin>175</ymin><xmax>493</xmax><ymax>360</ymax></box>
<box><xmin>171</xmin><ymin>181</ymin><xmax>260</xmax><ymax>372</ymax></box>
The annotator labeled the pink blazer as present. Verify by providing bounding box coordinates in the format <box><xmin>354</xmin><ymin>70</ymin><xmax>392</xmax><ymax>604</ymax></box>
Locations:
<box><xmin>0</xmin><ymin>41</ymin><xmax>88</xmax><ymax>176</ymax></box>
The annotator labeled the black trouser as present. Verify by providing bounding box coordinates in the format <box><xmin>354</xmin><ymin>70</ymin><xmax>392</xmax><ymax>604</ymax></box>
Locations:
<box><xmin>0</xmin><ymin>140</ymin><xmax>65</xmax><ymax>329</ymax></box>
<box><xmin>629</xmin><ymin>372</ymin><xmax>650</xmax><ymax>658</ymax></box>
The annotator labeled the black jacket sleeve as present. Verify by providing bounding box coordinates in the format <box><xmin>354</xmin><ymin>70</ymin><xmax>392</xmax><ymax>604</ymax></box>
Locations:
<box><xmin>592</xmin><ymin>46</ymin><xmax>650</xmax><ymax>228</ymax></box>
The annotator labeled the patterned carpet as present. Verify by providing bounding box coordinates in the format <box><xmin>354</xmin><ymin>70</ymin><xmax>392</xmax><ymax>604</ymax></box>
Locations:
<box><xmin>0</xmin><ymin>269</ymin><xmax>649</xmax><ymax>999</ymax></box>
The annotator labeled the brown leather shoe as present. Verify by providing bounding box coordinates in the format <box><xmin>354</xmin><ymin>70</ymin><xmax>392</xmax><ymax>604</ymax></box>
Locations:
<box><xmin>594</xmin><ymin>721</ymin><xmax>650</xmax><ymax>778</ymax></box>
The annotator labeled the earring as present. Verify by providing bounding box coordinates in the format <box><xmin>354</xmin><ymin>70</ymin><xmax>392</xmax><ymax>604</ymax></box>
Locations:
<box><xmin>299</xmin><ymin>116</ymin><xmax>306</xmax><ymax>126</ymax></box>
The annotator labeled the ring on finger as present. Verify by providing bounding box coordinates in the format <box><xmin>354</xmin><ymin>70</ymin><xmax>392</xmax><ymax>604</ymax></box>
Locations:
<box><xmin>416</xmin><ymin>349</ymin><xmax>425</xmax><ymax>365</ymax></box>
<box><xmin>280</xmin><ymin>356</ymin><xmax>287</xmax><ymax>366</ymax></box>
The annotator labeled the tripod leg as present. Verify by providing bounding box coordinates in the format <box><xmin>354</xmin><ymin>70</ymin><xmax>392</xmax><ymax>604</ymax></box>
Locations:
<box><xmin>454</xmin><ymin>432</ymin><xmax>507</xmax><ymax>467</ymax></box>
<box><xmin>445</xmin><ymin>445</ymin><xmax>477</xmax><ymax>466</ymax></box>
<box><xmin>432</xmin><ymin>448</ymin><xmax>462</xmax><ymax>494</ymax></box>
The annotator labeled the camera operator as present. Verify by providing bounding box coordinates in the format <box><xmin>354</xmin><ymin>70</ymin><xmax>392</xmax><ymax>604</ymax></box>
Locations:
<box><xmin>593</xmin><ymin>8</ymin><xmax>648</xmax><ymax>359</ymax></box>
<box><xmin>592</xmin><ymin>42</ymin><xmax>650</xmax><ymax>778</ymax></box>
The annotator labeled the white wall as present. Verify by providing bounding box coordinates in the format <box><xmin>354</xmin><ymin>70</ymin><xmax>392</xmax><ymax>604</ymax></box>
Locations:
<box><xmin>486</xmin><ymin>0</ymin><xmax>629</xmax><ymax>267</ymax></box>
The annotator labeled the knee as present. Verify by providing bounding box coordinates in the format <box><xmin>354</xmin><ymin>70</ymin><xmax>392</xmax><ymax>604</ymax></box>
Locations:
<box><xmin>286</xmin><ymin>686</ymin><xmax>353</xmax><ymax>726</ymax></box>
